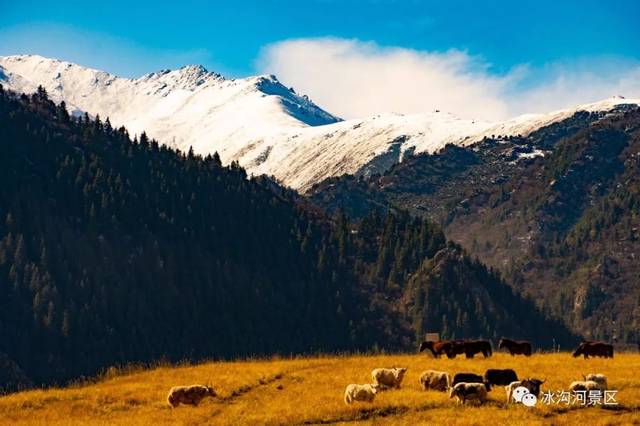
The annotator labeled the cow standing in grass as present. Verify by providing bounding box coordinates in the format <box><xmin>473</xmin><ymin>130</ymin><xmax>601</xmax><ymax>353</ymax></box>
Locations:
<box><xmin>463</xmin><ymin>340</ymin><xmax>492</xmax><ymax>358</ymax></box>
<box><xmin>419</xmin><ymin>341</ymin><xmax>455</xmax><ymax>358</ymax></box>
<box><xmin>452</xmin><ymin>373</ymin><xmax>491</xmax><ymax>391</ymax></box>
<box><xmin>573</xmin><ymin>341</ymin><xmax>614</xmax><ymax>358</ymax></box>
<box><xmin>484</xmin><ymin>369</ymin><xmax>518</xmax><ymax>386</ymax></box>
<box><xmin>498</xmin><ymin>338</ymin><xmax>532</xmax><ymax>356</ymax></box>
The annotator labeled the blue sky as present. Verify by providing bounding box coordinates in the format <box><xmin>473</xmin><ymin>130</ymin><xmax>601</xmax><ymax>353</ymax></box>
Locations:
<box><xmin>1</xmin><ymin>0</ymin><xmax>639</xmax><ymax>118</ymax></box>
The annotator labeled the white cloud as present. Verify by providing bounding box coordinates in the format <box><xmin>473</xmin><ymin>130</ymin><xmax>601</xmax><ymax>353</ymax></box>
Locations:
<box><xmin>258</xmin><ymin>38</ymin><xmax>640</xmax><ymax>121</ymax></box>
<box><xmin>257</xmin><ymin>38</ymin><xmax>511</xmax><ymax>121</ymax></box>
<box><xmin>508</xmin><ymin>60</ymin><xmax>640</xmax><ymax>115</ymax></box>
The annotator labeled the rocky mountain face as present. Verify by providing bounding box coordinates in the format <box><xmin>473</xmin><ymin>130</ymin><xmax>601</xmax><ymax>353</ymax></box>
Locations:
<box><xmin>310</xmin><ymin>105</ymin><xmax>640</xmax><ymax>343</ymax></box>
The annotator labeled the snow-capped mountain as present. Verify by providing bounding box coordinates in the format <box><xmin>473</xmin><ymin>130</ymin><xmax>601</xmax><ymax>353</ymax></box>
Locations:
<box><xmin>1</xmin><ymin>55</ymin><xmax>638</xmax><ymax>192</ymax></box>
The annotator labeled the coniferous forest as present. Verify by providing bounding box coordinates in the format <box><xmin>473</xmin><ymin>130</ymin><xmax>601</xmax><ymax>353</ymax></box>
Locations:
<box><xmin>0</xmin><ymin>86</ymin><xmax>576</xmax><ymax>392</ymax></box>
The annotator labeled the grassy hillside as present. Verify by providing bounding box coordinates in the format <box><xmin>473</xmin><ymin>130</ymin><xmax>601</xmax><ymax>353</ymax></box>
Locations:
<box><xmin>1</xmin><ymin>353</ymin><xmax>638</xmax><ymax>425</ymax></box>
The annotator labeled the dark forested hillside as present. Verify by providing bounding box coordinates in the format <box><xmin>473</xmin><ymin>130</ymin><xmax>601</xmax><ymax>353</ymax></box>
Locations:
<box><xmin>0</xmin><ymin>86</ymin><xmax>576</xmax><ymax>393</ymax></box>
<box><xmin>310</xmin><ymin>105</ymin><xmax>640</xmax><ymax>343</ymax></box>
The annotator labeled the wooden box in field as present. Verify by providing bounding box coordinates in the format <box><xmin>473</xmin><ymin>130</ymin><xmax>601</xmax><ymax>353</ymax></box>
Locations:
<box><xmin>425</xmin><ymin>332</ymin><xmax>439</xmax><ymax>342</ymax></box>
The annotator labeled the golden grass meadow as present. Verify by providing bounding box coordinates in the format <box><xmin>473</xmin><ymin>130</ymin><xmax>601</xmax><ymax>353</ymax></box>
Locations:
<box><xmin>0</xmin><ymin>352</ymin><xmax>638</xmax><ymax>425</ymax></box>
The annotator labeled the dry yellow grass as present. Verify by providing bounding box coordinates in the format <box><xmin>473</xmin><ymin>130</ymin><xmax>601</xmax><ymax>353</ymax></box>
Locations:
<box><xmin>0</xmin><ymin>353</ymin><xmax>638</xmax><ymax>425</ymax></box>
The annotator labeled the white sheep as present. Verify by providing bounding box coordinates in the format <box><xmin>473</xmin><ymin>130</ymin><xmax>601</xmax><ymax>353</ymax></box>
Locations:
<box><xmin>419</xmin><ymin>370</ymin><xmax>451</xmax><ymax>391</ymax></box>
<box><xmin>167</xmin><ymin>384</ymin><xmax>216</xmax><ymax>408</ymax></box>
<box><xmin>371</xmin><ymin>367</ymin><xmax>407</xmax><ymax>389</ymax></box>
<box><xmin>569</xmin><ymin>380</ymin><xmax>606</xmax><ymax>393</ymax></box>
<box><xmin>344</xmin><ymin>383</ymin><xmax>379</xmax><ymax>405</ymax></box>
<box><xmin>582</xmin><ymin>373</ymin><xmax>608</xmax><ymax>390</ymax></box>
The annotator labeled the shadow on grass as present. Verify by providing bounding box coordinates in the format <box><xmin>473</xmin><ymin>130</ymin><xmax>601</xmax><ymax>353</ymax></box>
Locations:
<box><xmin>537</xmin><ymin>403</ymin><xmax>636</xmax><ymax>419</ymax></box>
<box><xmin>217</xmin><ymin>372</ymin><xmax>286</xmax><ymax>403</ymax></box>
<box><xmin>299</xmin><ymin>402</ymin><xmax>446</xmax><ymax>425</ymax></box>
<box><xmin>215</xmin><ymin>361</ymin><xmax>336</xmax><ymax>405</ymax></box>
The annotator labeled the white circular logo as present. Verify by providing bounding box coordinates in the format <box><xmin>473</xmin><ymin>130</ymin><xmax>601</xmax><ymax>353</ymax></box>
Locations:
<box><xmin>513</xmin><ymin>386</ymin><xmax>529</xmax><ymax>402</ymax></box>
<box><xmin>521</xmin><ymin>393</ymin><xmax>538</xmax><ymax>407</ymax></box>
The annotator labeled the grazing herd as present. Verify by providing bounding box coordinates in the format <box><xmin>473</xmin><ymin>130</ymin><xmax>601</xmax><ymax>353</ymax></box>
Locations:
<box><xmin>419</xmin><ymin>338</ymin><xmax>616</xmax><ymax>360</ymax></box>
<box><xmin>342</xmin><ymin>337</ymin><xmax>617</xmax><ymax>408</ymax></box>
<box><xmin>345</xmin><ymin>365</ymin><xmax>609</xmax><ymax>407</ymax></box>
<box><xmin>165</xmin><ymin>338</ymin><xmax>618</xmax><ymax>411</ymax></box>
<box><xmin>343</xmin><ymin>364</ymin><xmax>555</xmax><ymax>407</ymax></box>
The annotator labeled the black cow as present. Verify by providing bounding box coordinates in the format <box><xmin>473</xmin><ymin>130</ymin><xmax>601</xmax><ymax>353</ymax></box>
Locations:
<box><xmin>452</xmin><ymin>372</ymin><xmax>491</xmax><ymax>391</ymax></box>
<box><xmin>484</xmin><ymin>369</ymin><xmax>518</xmax><ymax>386</ymax></box>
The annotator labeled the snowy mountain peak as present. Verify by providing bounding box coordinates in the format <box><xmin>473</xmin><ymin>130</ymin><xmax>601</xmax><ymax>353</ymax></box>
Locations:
<box><xmin>1</xmin><ymin>54</ymin><xmax>639</xmax><ymax>192</ymax></box>
<box><xmin>179</xmin><ymin>64</ymin><xmax>209</xmax><ymax>75</ymax></box>
<box><xmin>137</xmin><ymin>64</ymin><xmax>223</xmax><ymax>92</ymax></box>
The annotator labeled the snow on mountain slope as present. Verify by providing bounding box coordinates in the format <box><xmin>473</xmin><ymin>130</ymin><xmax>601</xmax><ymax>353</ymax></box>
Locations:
<box><xmin>0</xmin><ymin>54</ymin><xmax>339</xmax><ymax>162</ymax></box>
<box><xmin>250</xmin><ymin>112</ymin><xmax>491</xmax><ymax>190</ymax></box>
<box><xmin>465</xmin><ymin>96</ymin><xmax>640</xmax><ymax>144</ymax></box>
<box><xmin>1</xmin><ymin>55</ymin><xmax>639</xmax><ymax>192</ymax></box>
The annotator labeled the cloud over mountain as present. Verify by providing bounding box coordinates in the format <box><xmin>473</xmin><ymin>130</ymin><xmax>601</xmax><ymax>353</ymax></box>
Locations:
<box><xmin>259</xmin><ymin>38</ymin><xmax>640</xmax><ymax>120</ymax></box>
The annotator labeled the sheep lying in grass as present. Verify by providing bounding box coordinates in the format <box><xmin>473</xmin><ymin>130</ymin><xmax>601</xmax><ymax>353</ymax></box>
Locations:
<box><xmin>371</xmin><ymin>367</ymin><xmax>407</xmax><ymax>389</ymax></box>
<box><xmin>344</xmin><ymin>383</ymin><xmax>379</xmax><ymax>405</ymax></box>
<box><xmin>167</xmin><ymin>384</ymin><xmax>217</xmax><ymax>407</ymax></box>
<box><xmin>582</xmin><ymin>373</ymin><xmax>608</xmax><ymax>390</ymax></box>
<box><xmin>569</xmin><ymin>380</ymin><xmax>605</xmax><ymax>393</ymax></box>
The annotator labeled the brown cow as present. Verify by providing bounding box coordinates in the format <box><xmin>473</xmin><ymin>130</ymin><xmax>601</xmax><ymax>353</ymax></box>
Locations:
<box><xmin>498</xmin><ymin>338</ymin><xmax>532</xmax><ymax>356</ymax></box>
<box><xmin>463</xmin><ymin>340</ymin><xmax>492</xmax><ymax>358</ymax></box>
<box><xmin>572</xmin><ymin>341</ymin><xmax>614</xmax><ymax>359</ymax></box>
<box><xmin>449</xmin><ymin>340</ymin><xmax>467</xmax><ymax>358</ymax></box>
<box><xmin>420</xmin><ymin>340</ymin><xmax>455</xmax><ymax>358</ymax></box>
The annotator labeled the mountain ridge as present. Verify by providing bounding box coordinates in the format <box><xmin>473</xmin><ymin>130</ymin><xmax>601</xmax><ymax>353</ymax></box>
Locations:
<box><xmin>2</xmin><ymin>54</ymin><xmax>639</xmax><ymax>191</ymax></box>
